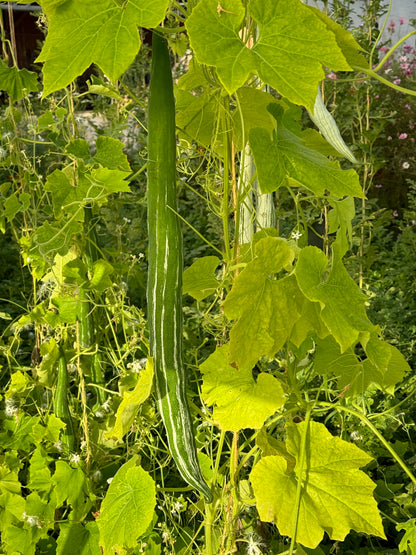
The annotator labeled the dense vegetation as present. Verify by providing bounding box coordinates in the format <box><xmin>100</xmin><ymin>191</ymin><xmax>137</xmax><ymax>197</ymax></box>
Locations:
<box><xmin>0</xmin><ymin>0</ymin><xmax>416</xmax><ymax>553</ymax></box>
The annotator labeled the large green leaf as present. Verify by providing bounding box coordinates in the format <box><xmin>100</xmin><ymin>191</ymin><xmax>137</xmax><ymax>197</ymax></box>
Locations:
<box><xmin>183</xmin><ymin>256</ymin><xmax>220</xmax><ymax>301</ymax></box>
<box><xmin>186</xmin><ymin>0</ymin><xmax>351</xmax><ymax>110</ymax></box>
<box><xmin>295</xmin><ymin>247</ymin><xmax>377</xmax><ymax>352</ymax></box>
<box><xmin>250</xmin><ymin>421</ymin><xmax>385</xmax><ymax>548</ymax></box>
<box><xmin>0</xmin><ymin>63</ymin><xmax>38</xmax><ymax>101</ymax></box>
<box><xmin>57</xmin><ymin>522</ymin><xmax>101</xmax><ymax>555</ymax></box>
<box><xmin>250</xmin><ymin>106</ymin><xmax>362</xmax><ymax>198</ymax></box>
<box><xmin>37</xmin><ymin>0</ymin><xmax>169</xmax><ymax>95</ymax></box>
<box><xmin>97</xmin><ymin>456</ymin><xmax>156</xmax><ymax>553</ymax></box>
<box><xmin>200</xmin><ymin>344</ymin><xmax>285</xmax><ymax>431</ymax></box>
<box><xmin>223</xmin><ymin>237</ymin><xmax>301</xmax><ymax>368</ymax></box>
<box><xmin>305</xmin><ymin>5</ymin><xmax>368</xmax><ymax>68</ymax></box>
<box><xmin>52</xmin><ymin>460</ymin><xmax>92</xmax><ymax>521</ymax></box>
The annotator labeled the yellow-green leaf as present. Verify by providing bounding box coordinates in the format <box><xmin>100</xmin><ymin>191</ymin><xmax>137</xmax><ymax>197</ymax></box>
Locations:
<box><xmin>106</xmin><ymin>359</ymin><xmax>153</xmax><ymax>440</ymax></box>
<box><xmin>250</xmin><ymin>421</ymin><xmax>385</xmax><ymax>548</ymax></box>
<box><xmin>200</xmin><ymin>344</ymin><xmax>285</xmax><ymax>431</ymax></box>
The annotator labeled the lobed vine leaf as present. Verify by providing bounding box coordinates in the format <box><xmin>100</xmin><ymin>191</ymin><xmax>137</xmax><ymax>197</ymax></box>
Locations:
<box><xmin>250</xmin><ymin>421</ymin><xmax>386</xmax><ymax>548</ymax></box>
<box><xmin>57</xmin><ymin>522</ymin><xmax>101</xmax><ymax>555</ymax></box>
<box><xmin>250</xmin><ymin>105</ymin><xmax>362</xmax><ymax>198</ymax></box>
<box><xmin>223</xmin><ymin>236</ymin><xmax>300</xmax><ymax>369</ymax></box>
<box><xmin>183</xmin><ymin>256</ymin><xmax>220</xmax><ymax>301</ymax></box>
<box><xmin>397</xmin><ymin>519</ymin><xmax>416</xmax><ymax>554</ymax></box>
<box><xmin>97</xmin><ymin>456</ymin><xmax>156</xmax><ymax>553</ymax></box>
<box><xmin>0</xmin><ymin>63</ymin><xmax>38</xmax><ymax>101</ymax></box>
<box><xmin>37</xmin><ymin>0</ymin><xmax>169</xmax><ymax>95</ymax></box>
<box><xmin>295</xmin><ymin>246</ymin><xmax>377</xmax><ymax>352</ymax></box>
<box><xmin>186</xmin><ymin>0</ymin><xmax>352</xmax><ymax>110</ymax></box>
<box><xmin>200</xmin><ymin>344</ymin><xmax>285</xmax><ymax>431</ymax></box>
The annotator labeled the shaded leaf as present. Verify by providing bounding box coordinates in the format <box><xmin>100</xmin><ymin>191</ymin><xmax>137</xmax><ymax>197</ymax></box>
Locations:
<box><xmin>0</xmin><ymin>62</ymin><xmax>38</xmax><ymax>101</ymax></box>
<box><xmin>57</xmin><ymin>521</ymin><xmax>101</xmax><ymax>555</ymax></box>
<box><xmin>250</xmin><ymin>107</ymin><xmax>362</xmax><ymax>198</ymax></box>
<box><xmin>183</xmin><ymin>256</ymin><xmax>220</xmax><ymax>301</ymax></box>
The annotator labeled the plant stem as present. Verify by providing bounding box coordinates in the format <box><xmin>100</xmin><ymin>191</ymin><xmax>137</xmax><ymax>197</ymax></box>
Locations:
<box><xmin>289</xmin><ymin>407</ymin><xmax>312</xmax><ymax>555</ymax></box>
<box><xmin>318</xmin><ymin>402</ymin><xmax>416</xmax><ymax>486</ymax></box>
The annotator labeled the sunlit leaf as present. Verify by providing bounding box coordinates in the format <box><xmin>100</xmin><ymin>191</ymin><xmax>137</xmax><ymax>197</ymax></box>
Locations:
<box><xmin>200</xmin><ymin>344</ymin><xmax>285</xmax><ymax>431</ymax></box>
<box><xmin>37</xmin><ymin>0</ymin><xmax>170</xmax><ymax>95</ymax></box>
<box><xmin>97</xmin><ymin>456</ymin><xmax>156</xmax><ymax>553</ymax></box>
<box><xmin>223</xmin><ymin>237</ymin><xmax>300</xmax><ymax>368</ymax></box>
<box><xmin>186</xmin><ymin>0</ymin><xmax>351</xmax><ymax>110</ymax></box>
<box><xmin>250</xmin><ymin>421</ymin><xmax>385</xmax><ymax>548</ymax></box>
<box><xmin>295</xmin><ymin>247</ymin><xmax>377</xmax><ymax>352</ymax></box>
<box><xmin>106</xmin><ymin>359</ymin><xmax>154</xmax><ymax>440</ymax></box>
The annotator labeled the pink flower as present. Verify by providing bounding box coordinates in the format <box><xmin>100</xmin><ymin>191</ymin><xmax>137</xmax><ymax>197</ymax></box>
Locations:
<box><xmin>385</xmin><ymin>68</ymin><xmax>392</xmax><ymax>74</ymax></box>
<box><xmin>405</xmin><ymin>103</ymin><xmax>412</xmax><ymax>110</ymax></box>
<box><xmin>404</xmin><ymin>45</ymin><xmax>412</xmax><ymax>53</ymax></box>
<box><xmin>399</xmin><ymin>17</ymin><xmax>405</xmax><ymax>24</ymax></box>
<box><xmin>392</xmin><ymin>210</ymin><xmax>399</xmax><ymax>217</ymax></box>
<box><xmin>326</xmin><ymin>72</ymin><xmax>338</xmax><ymax>79</ymax></box>
<box><xmin>400</xmin><ymin>56</ymin><xmax>407</xmax><ymax>62</ymax></box>
<box><xmin>403</xmin><ymin>162</ymin><xmax>410</xmax><ymax>169</ymax></box>
<box><xmin>387</xmin><ymin>136</ymin><xmax>392</xmax><ymax>140</ymax></box>
<box><xmin>379</xmin><ymin>46</ymin><xmax>388</xmax><ymax>52</ymax></box>
<box><xmin>399</xmin><ymin>133</ymin><xmax>408</xmax><ymax>139</ymax></box>
<box><xmin>393</xmin><ymin>78</ymin><xmax>402</xmax><ymax>84</ymax></box>
<box><xmin>375</xmin><ymin>183</ymin><xmax>383</xmax><ymax>188</ymax></box>
<box><xmin>389</xmin><ymin>21</ymin><xmax>396</xmax><ymax>28</ymax></box>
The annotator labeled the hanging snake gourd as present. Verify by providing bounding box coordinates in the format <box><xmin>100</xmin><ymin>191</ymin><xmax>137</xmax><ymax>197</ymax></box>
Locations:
<box><xmin>309</xmin><ymin>87</ymin><xmax>358</xmax><ymax>164</ymax></box>
<box><xmin>147</xmin><ymin>32</ymin><xmax>212</xmax><ymax>503</ymax></box>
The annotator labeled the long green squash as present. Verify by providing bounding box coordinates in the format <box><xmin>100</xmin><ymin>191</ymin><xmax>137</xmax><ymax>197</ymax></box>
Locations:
<box><xmin>55</xmin><ymin>348</ymin><xmax>75</xmax><ymax>452</ymax></box>
<box><xmin>147</xmin><ymin>32</ymin><xmax>212</xmax><ymax>503</ymax></box>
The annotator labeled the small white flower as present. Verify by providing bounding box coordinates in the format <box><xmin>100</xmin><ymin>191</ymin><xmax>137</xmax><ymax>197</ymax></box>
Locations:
<box><xmin>5</xmin><ymin>398</ymin><xmax>18</xmax><ymax>417</ymax></box>
<box><xmin>350</xmin><ymin>430</ymin><xmax>363</xmax><ymax>441</ymax></box>
<box><xmin>67</xmin><ymin>363</ymin><xmax>77</xmax><ymax>374</ymax></box>
<box><xmin>92</xmin><ymin>470</ymin><xmax>102</xmax><ymax>482</ymax></box>
<box><xmin>54</xmin><ymin>440</ymin><xmax>63</xmax><ymax>452</ymax></box>
<box><xmin>107</xmin><ymin>477</ymin><xmax>114</xmax><ymax>485</ymax></box>
<box><xmin>101</xmin><ymin>399</ymin><xmax>111</xmax><ymax>412</ymax></box>
<box><xmin>403</xmin><ymin>161</ymin><xmax>410</xmax><ymax>169</ymax></box>
<box><xmin>22</xmin><ymin>513</ymin><xmax>40</xmax><ymax>527</ymax></box>
<box><xmin>291</xmin><ymin>230</ymin><xmax>303</xmax><ymax>240</ymax></box>
<box><xmin>172</xmin><ymin>501</ymin><xmax>184</xmax><ymax>514</ymax></box>
<box><xmin>127</xmin><ymin>358</ymin><xmax>147</xmax><ymax>373</ymax></box>
<box><xmin>69</xmin><ymin>453</ymin><xmax>81</xmax><ymax>465</ymax></box>
<box><xmin>246</xmin><ymin>534</ymin><xmax>265</xmax><ymax>555</ymax></box>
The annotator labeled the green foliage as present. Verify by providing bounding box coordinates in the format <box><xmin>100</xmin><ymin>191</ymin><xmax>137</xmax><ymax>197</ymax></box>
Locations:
<box><xmin>251</xmin><ymin>421</ymin><xmax>385</xmax><ymax>548</ymax></box>
<box><xmin>0</xmin><ymin>0</ymin><xmax>414</xmax><ymax>553</ymax></box>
